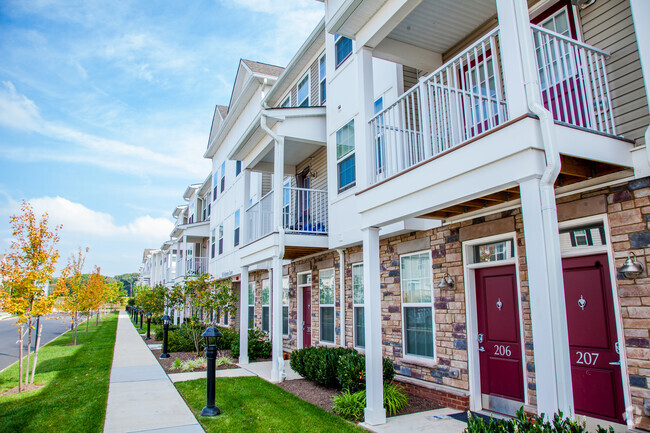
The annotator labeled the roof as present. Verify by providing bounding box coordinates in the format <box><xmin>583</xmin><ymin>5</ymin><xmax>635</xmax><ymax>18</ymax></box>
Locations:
<box><xmin>241</xmin><ymin>59</ymin><xmax>284</xmax><ymax>78</ymax></box>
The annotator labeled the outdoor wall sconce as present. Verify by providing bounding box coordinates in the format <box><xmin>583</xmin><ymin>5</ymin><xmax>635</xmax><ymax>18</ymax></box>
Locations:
<box><xmin>288</xmin><ymin>287</ymin><xmax>296</xmax><ymax>297</ymax></box>
<box><xmin>437</xmin><ymin>273</ymin><xmax>455</xmax><ymax>289</ymax></box>
<box><xmin>618</xmin><ymin>253</ymin><xmax>644</xmax><ymax>280</ymax></box>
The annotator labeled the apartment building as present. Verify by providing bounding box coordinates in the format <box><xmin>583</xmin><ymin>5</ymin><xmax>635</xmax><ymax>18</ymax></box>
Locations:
<box><xmin>138</xmin><ymin>0</ymin><xmax>650</xmax><ymax>429</ymax></box>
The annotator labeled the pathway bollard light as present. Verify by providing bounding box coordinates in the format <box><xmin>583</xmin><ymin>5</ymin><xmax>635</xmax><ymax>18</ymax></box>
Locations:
<box><xmin>160</xmin><ymin>314</ymin><xmax>171</xmax><ymax>359</ymax></box>
<box><xmin>200</xmin><ymin>326</ymin><xmax>223</xmax><ymax>417</ymax></box>
<box><xmin>145</xmin><ymin>312</ymin><xmax>152</xmax><ymax>340</ymax></box>
<box><xmin>139</xmin><ymin>310</ymin><xmax>144</xmax><ymax>330</ymax></box>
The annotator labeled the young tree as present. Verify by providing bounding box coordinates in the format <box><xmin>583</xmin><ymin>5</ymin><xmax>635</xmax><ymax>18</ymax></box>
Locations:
<box><xmin>58</xmin><ymin>248</ymin><xmax>89</xmax><ymax>345</ymax></box>
<box><xmin>0</xmin><ymin>202</ymin><xmax>61</xmax><ymax>390</ymax></box>
<box><xmin>86</xmin><ymin>266</ymin><xmax>107</xmax><ymax>329</ymax></box>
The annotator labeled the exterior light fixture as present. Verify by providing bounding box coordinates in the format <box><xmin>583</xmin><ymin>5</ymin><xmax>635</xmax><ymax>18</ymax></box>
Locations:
<box><xmin>160</xmin><ymin>314</ymin><xmax>171</xmax><ymax>359</ymax></box>
<box><xmin>619</xmin><ymin>253</ymin><xmax>644</xmax><ymax>280</ymax></box>
<box><xmin>437</xmin><ymin>273</ymin><xmax>455</xmax><ymax>289</ymax></box>
<box><xmin>139</xmin><ymin>310</ymin><xmax>144</xmax><ymax>330</ymax></box>
<box><xmin>201</xmin><ymin>326</ymin><xmax>223</xmax><ymax>417</ymax></box>
<box><xmin>145</xmin><ymin>312</ymin><xmax>152</xmax><ymax>341</ymax></box>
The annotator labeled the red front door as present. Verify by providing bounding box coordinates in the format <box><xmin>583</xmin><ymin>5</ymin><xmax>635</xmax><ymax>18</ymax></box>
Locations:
<box><xmin>476</xmin><ymin>265</ymin><xmax>524</xmax><ymax>412</ymax></box>
<box><xmin>302</xmin><ymin>287</ymin><xmax>312</xmax><ymax>348</ymax></box>
<box><xmin>562</xmin><ymin>254</ymin><xmax>625</xmax><ymax>424</ymax></box>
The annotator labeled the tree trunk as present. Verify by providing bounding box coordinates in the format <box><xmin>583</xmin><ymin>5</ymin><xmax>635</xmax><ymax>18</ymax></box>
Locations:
<box><xmin>25</xmin><ymin>318</ymin><xmax>32</xmax><ymax>385</ymax></box>
<box><xmin>86</xmin><ymin>313</ymin><xmax>89</xmax><ymax>332</ymax></box>
<box><xmin>30</xmin><ymin>323</ymin><xmax>43</xmax><ymax>384</ymax></box>
<box><xmin>73</xmin><ymin>311</ymin><xmax>78</xmax><ymax>345</ymax></box>
<box><xmin>18</xmin><ymin>326</ymin><xmax>23</xmax><ymax>392</ymax></box>
<box><xmin>96</xmin><ymin>309</ymin><xmax>99</xmax><ymax>326</ymax></box>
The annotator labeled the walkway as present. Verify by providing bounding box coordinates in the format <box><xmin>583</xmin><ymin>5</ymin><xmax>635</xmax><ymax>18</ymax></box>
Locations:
<box><xmin>103</xmin><ymin>311</ymin><xmax>204</xmax><ymax>433</ymax></box>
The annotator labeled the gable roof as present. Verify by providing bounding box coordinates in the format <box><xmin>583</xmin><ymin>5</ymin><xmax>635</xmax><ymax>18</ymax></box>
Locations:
<box><xmin>208</xmin><ymin>104</ymin><xmax>229</xmax><ymax>148</ymax></box>
<box><xmin>241</xmin><ymin>59</ymin><xmax>284</xmax><ymax>78</ymax></box>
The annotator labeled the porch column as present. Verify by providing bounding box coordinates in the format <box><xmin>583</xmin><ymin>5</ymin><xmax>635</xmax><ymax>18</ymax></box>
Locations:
<box><xmin>362</xmin><ymin>227</ymin><xmax>386</xmax><ymax>425</ymax></box>
<box><xmin>241</xmin><ymin>169</ymin><xmax>251</xmax><ymax>245</ymax></box>
<box><xmin>356</xmin><ymin>46</ymin><xmax>375</xmax><ymax>190</ymax></box>
<box><xmin>239</xmin><ymin>266</ymin><xmax>250</xmax><ymax>365</ymax></box>
<box><xmin>495</xmin><ymin>0</ymin><xmax>529</xmax><ymax>118</ymax></box>
<box><xmin>182</xmin><ymin>235</ymin><xmax>188</xmax><ymax>277</ymax></box>
<box><xmin>520</xmin><ymin>177</ymin><xmax>573</xmax><ymax>417</ymax></box>
<box><xmin>273</xmin><ymin>137</ymin><xmax>285</xmax><ymax>231</ymax></box>
<box><xmin>271</xmin><ymin>257</ymin><xmax>284</xmax><ymax>382</ymax></box>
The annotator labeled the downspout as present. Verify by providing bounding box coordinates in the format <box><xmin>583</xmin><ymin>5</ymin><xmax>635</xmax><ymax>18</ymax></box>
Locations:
<box><xmin>513</xmin><ymin>3</ymin><xmax>572</xmax><ymax>415</ymax></box>
<box><xmin>337</xmin><ymin>249</ymin><xmax>346</xmax><ymax>348</ymax></box>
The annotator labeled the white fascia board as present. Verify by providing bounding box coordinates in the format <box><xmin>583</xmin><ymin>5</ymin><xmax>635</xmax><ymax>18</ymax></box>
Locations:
<box><xmin>227</xmin><ymin>112</ymin><xmax>264</xmax><ymax>162</ymax></box>
<box><xmin>326</xmin><ymin>0</ymin><xmax>363</xmax><ymax>38</ymax></box>
<box><xmin>172</xmin><ymin>205</ymin><xmax>188</xmax><ymax>218</ymax></box>
<box><xmin>183</xmin><ymin>184</ymin><xmax>201</xmax><ymax>200</ymax></box>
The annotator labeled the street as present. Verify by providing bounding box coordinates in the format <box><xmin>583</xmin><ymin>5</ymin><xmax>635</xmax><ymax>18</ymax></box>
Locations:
<box><xmin>0</xmin><ymin>313</ymin><xmax>73</xmax><ymax>372</ymax></box>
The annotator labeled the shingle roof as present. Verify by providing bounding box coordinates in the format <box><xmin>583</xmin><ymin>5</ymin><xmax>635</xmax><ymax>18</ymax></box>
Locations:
<box><xmin>241</xmin><ymin>59</ymin><xmax>284</xmax><ymax>78</ymax></box>
<box><xmin>217</xmin><ymin>105</ymin><xmax>229</xmax><ymax>118</ymax></box>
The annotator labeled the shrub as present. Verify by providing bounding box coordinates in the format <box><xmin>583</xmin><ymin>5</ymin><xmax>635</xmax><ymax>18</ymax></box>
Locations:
<box><xmin>230</xmin><ymin>329</ymin><xmax>272</xmax><ymax>360</ymax></box>
<box><xmin>171</xmin><ymin>358</ymin><xmax>182</xmax><ymax>370</ymax></box>
<box><xmin>153</xmin><ymin>324</ymin><xmax>180</xmax><ymax>341</ymax></box>
<box><xmin>215</xmin><ymin>357</ymin><xmax>233</xmax><ymax>367</ymax></box>
<box><xmin>465</xmin><ymin>408</ymin><xmax>615</xmax><ymax>433</ymax></box>
<box><xmin>290</xmin><ymin>346</ymin><xmax>355</xmax><ymax>387</ymax></box>
<box><xmin>166</xmin><ymin>324</ymin><xmax>206</xmax><ymax>353</ymax></box>
<box><xmin>216</xmin><ymin>326</ymin><xmax>239</xmax><ymax>351</ymax></box>
<box><xmin>336</xmin><ymin>351</ymin><xmax>395</xmax><ymax>392</ymax></box>
<box><xmin>333</xmin><ymin>382</ymin><xmax>408</xmax><ymax>421</ymax></box>
<box><xmin>180</xmin><ymin>357</ymin><xmax>206</xmax><ymax>372</ymax></box>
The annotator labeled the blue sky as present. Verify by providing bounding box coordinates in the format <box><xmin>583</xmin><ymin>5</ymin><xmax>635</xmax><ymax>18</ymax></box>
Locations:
<box><xmin>0</xmin><ymin>0</ymin><xmax>324</xmax><ymax>276</ymax></box>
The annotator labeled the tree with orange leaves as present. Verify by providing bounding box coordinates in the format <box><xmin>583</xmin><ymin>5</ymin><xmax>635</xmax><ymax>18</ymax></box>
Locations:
<box><xmin>0</xmin><ymin>201</ymin><xmax>61</xmax><ymax>391</ymax></box>
<box><xmin>85</xmin><ymin>266</ymin><xmax>107</xmax><ymax>330</ymax></box>
<box><xmin>58</xmin><ymin>247</ymin><xmax>89</xmax><ymax>345</ymax></box>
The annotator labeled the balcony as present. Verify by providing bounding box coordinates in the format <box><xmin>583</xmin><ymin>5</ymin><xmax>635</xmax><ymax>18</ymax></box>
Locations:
<box><xmin>369</xmin><ymin>25</ymin><xmax>616</xmax><ymax>185</ymax></box>
<box><xmin>185</xmin><ymin>257</ymin><xmax>208</xmax><ymax>275</ymax></box>
<box><xmin>241</xmin><ymin>186</ymin><xmax>329</xmax><ymax>264</ymax></box>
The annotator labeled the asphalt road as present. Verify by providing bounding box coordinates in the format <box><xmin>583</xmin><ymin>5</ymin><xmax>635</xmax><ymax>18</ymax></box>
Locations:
<box><xmin>0</xmin><ymin>313</ymin><xmax>73</xmax><ymax>372</ymax></box>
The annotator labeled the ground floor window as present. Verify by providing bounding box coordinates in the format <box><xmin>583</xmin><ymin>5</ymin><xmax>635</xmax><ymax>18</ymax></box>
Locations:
<box><xmin>352</xmin><ymin>263</ymin><xmax>364</xmax><ymax>348</ymax></box>
<box><xmin>319</xmin><ymin>268</ymin><xmax>335</xmax><ymax>343</ymax></box>
<box><xmin>262</xmin><ymin>279</ymin><xmax>270</xmax><ymax>332</ymax></box>
<box><xmin>282</xmin><ymin>276</ymin><xmax>289</xmax><ymax>336</ymax></box>
<box><xmin>248</xmin><ymin>281</ymin><xmax>254</xmax><ymax>329</ymax></box>
<box><xmin>400</xmin><ymin>251</ymin><xmax>434</xmax><ymax>358</ymax></box>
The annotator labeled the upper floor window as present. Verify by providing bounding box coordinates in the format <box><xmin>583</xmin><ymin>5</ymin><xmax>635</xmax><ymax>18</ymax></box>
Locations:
<box><xmin>212</xmin><ymin>174</ymin><xmax>218</xmax><ymax>201</ymax></box>
<box><xmin>234</xmin><ymin>210</ymin><xmax>240</xmax><ymax>247</ymax></box>
<box><xmin>336</xmin><ymin>120</ymin><xmax>355</xmax><ymax>192</ymax></box>
<box><xmin>533</xmin><ymin>6</ymin><xmax>576</xmax><ymax>90</ymax></box>
<box><xmin>236</xmin><ymin>160</ymin><xmax>242</xmax><ymax>176</ymax></box>
<box><xmin>218</xmin><ymin>223</ymin><xmax>224</xmax><ymax>255</ymax></box>
<box><xmin>319</xmin><ymin>55</ymin><xmax>326</xmax><ymax>104</ymax></box>
<box><xmin>210</xmin><ymin>229</ymin><xmax>216</xmax><ymax>259</ymax></box>
<box><xmin>220</xmin><ymin>162</ymin><xmax>226</xmax><ymax>193</ymax></box>
<box><xmin>281</xmin><ymin>96</ymin><xmax>291</xmax><ymax>108</ymax></box>
<box><xmin>297</xmin><ymin>75</ymin><xmax>309</xmax><ymax>107</ymax></box>
<box><xmin>335</xmin><ymin>34</ymin><xmax>352</xmax><ymax>69</ymax></box>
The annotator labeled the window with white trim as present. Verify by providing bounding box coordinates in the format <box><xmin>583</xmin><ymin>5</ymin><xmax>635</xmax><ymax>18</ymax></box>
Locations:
<box><xmin>319</xmin><ymin>268</ymin><xmax>335</xmax><ymax>343</ymax></box>
<box><xmin>281</xmin><ymin>95</ymin><xmax>291</xmax><ymax>108</ymax></box>
<box><xmin>262</xmin><ymin>279</ymin><xmax>270</xmax><ymax>332</ymax></box>
<box><xmin>534</xmin><ymin>7</ymin><xmax>575</xmax><ymax>89</ymax></box>
<box><xmin>282</xmin><ymin>276</ymin><xmax>289</xmax><ymax>336</ymax></box>
<box><xmin>473</xmin><ymin>239</ymin><xmax>514</xmax><ymax>263</ymax></box>
<box><xmin>401</xmin><ymin>251</ymin><xmax>434</xmax><ymax>358</ymax></box>
<box><xmin>236</xmin><ymin>160</ymin><xmax>242</xmax><ymax>176</ymax></box>
<box><xmin>210</xmin><ymin>229</ymin><xmax>216</xmax><ymax>259</ymax></box>
<box><xmin>248</xmin><ymin>281</ymin><xmax>255</xmax><ymax>329</ymax></box>
<box><xmin>234</xmin><ymin>210</ymin><xmax>240</xmax><ymax>247</ymax></box>
<box><xmin>297</xmin><ymin>74</ymin><xmax>309</xmax><ymax>107</ymax></box>
<box><xmin>218</xmin><ymin>223</ymin><xmax>223</xmax><ymax>255</ymax></box>
<box><xmin>336</xmin><ymin>120</ymin><xmax>355</xmax><ymax>192</ymax></box>
<box><xmin>319</xmin><ymin>54</ymin><xmax>326</xmax><ymax>104</ymax></box>
<box><xmin>335</xmin><ymin>34</ymin><xmax>352</xmax><ymax>69</ymax></box>
<box><xmin>220</xmin><ymin>161</ymin><xmax>226</xmax><ymax>193</ymax></box>
<box><xmin>352</xmin><ymin>264</ymin><xmax>364</xmax><ymax>348</ymax></box>
<box><xmin>212</xmin><ymin>174</ymin><xmax>218</xmax><ymax>201</ymax></box>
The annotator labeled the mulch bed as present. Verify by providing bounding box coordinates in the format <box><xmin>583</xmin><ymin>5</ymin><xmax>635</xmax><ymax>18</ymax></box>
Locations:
<box><xmin>141</xmin><ymin>335</ymin><xmax>162</xmax><ymax>345</ymax></box>
<box><xmin>150</xmin><ymin>349</ymin><xmax>239</xmax><ymax>374</ymax></box>
<box><xmin>277</xmin><ymin>379</ymin><xmax>442</xmax><ymax>416</ymax></box>
<box><xmin>1</xmin><ymin>383</ymin><xmax>45</xmax><ymax>396</ymax></box>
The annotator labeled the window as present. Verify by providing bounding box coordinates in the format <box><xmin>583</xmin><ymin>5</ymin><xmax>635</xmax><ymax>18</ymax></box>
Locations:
<box><xmin>336</xmin><ymin>120</ymin><xmax>355</xmax><ymax>192</ymax></box>
<box><xmin>233</xmin><ymin>210</ymin><xmax>240</xmax><ymax>247</ymax></box>
<box><xmin>400</xmin><ymin>252</ymin><xmax>434</xmax><ymax>358</ymax></box>
<box><xmin>534</xmin><ymin>7</ymin><xmax>575</xmax><ymax>89</ymax></box>
<box><xmin>319</xmin><ymin>268</ymin><xmax>335</xmax><ymax>343</ymax></box>
<box><xmin>335</xmin><ymin>34</ymin><xmax>352</xmax><ymax>68</ymax></box>
<box><xmin>283</xmin><ymin>181</ymin><xmax>291</xmax><ymax>228</ymax></box>
<box><xmin>212</xmin><ymin>174</ymin><xmax>218</xmax><ymax>201</ymax></box>
<box><xmin>352</xmin><ymin>264</ymin><xmax>364</xmax><ymax>348</ymax></box>
<box><xmin>218</xmin><ymin>223</ymin><xmax>224</xmax><ymax>255</ymax></box>
<box><xmin>220</xmin><ymin>161</ymin><xmax>226</xmax><ymax>192</ymax></box>
<box><xmin>297</xmin><ymin>75</ymin><xmax>309</xmax><ymax>107</ymax></box>
<box><xmin>559</xmin><ymin>223</ymin><xmax>606</xmax><ymax>251</ymax></box>
<box><xmin>210</xmin><ymin>229</ymin><xmax>216</xmax><ymax>259</ymax></box>
<box><xmin>236</xmin><ymin>160</ymin><xmax>242</xmax><ymax>176</ymax></box>
<box><xmin>319</xmin><ymin>55</ymin><xmax>326</xmax><ymax>104</ymax></box>
<box><xmin>473</xmin><ymin>240</ymin><xmax>514</xmax><ymax>263</ymax></box>
<box><xmin>281</xmin><ymin>96</ymin><xmax>291</xmax><ymax>108</ymax></box>
<box><xmin>282</xmin><ymin>276</ymin><xmax>290</xmax><ymax>336</ymax></box>
<box><xmin>248</xmin><ymin>282</ymin><xmax>255</xmax><ymax>329</ymax></box>
<box><xmin>224</xmin><ymin>310</ymin><xmax>229</xmax><ymax>326</ymax></box>
<box><xmin>262</xmin><ymin>280</ymin><xmax>270</xmax><ymax>332</ymax></box>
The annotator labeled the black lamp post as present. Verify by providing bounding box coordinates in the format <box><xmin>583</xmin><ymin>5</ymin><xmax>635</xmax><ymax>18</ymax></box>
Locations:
<box><xmin>160</xmin><ymin>314</ymin><xmax>171</xmax><ymax>359</ymax></box>
<box><xmin>200</xmin><ymin>326</ymin><xmax>223</xmax><ymax>417</ymax></box>
<box><xmin>139</xmin><ymin>310</ymin><xmax>144</xmax><ymax>330</ymax></box>
<box><xmin>145</xmin><ymin>312</ymin><xmax>152</xmax><ymax>340</ymax></box>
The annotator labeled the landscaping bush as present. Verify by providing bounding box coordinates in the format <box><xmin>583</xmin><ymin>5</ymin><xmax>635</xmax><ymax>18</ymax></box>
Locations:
<box><xmin>230</xmin><ymin>329</ymin><xmax>272</xmax><ymax>360</ymax></box>
<box><xmin>167</xmin><ymin>328</ymin><xmax>203</xmax><ymax>352</ymax></box>
<box><xmin>153</xmin><ymin>324</ymin><xmax>180</xmax><ymax>341</ymax></box>
<box><xmin>465</xmin><ymin>407</ymin><xmax>615</xmax><ymax>433</ymax></box>
<box><xmin>216</xmin><ymin>326</ymin><xmax>239</xmax><ymax>351</ymax></box>
<box><xmin>333</xmin><ymin>382</ymin><xmax>408</xmax><ymax>421</ymax></box>
<box><xmin>336</xmin><ymin>351</ymin><xmax>395</xmax><ymax>392</ymax></box>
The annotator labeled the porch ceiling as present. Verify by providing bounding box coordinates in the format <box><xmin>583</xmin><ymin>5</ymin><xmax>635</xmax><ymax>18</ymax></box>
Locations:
<box><xmin>256</xmin><ymin>138</ymin><xmax>323</xmax><ymax>170</ymax></box>
<box><xmin>387</xmin><ymin>0</ymin><xmax>496</xmax><ymax>55</ymax></box>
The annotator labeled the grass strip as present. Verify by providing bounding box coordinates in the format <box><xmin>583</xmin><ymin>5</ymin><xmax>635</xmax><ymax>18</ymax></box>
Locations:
<box><xmin>176</xmin><ymin>376</ymin><xmax>365</xmax><ymax>433</ymax></box>
<box><xmin>0</xmin><ymin>312</ymin><xmax>118</xmax><ymax>433</ymax></box>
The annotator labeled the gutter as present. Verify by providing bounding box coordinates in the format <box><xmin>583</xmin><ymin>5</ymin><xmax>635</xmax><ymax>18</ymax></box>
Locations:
<box><xmin>337</xmin><ymin>249</ymin><xmax>346</xmax><ymax>347</ymax></box>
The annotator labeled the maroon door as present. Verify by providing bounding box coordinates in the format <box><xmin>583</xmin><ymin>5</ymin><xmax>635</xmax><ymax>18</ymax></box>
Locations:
<box><xmin>476</xmin><ymin>265</ymin><xmax>524</xmax><ymax>406</ymax></box>
<box><xmin>562</xmin><ymin>254</ymin><xmax>625</xmax><ymax>424</ymax></box>
<box><xmin>302</xmin><ymin>287</ymin><xmax>312</xmax><ymax>348</ymax></box>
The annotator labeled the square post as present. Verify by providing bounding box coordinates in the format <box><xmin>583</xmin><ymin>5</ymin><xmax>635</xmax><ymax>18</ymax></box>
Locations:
<box><xmin>239</xmin><ymin>266</ymin><xmax>250</xmax><ymax>365</ymax></box>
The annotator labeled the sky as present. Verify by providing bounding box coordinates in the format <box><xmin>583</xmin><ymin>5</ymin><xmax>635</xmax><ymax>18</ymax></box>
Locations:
<box><xmin>0</xmin><ymin>0</ymin><xmax>324</xmax><ymax>276</ymax></box>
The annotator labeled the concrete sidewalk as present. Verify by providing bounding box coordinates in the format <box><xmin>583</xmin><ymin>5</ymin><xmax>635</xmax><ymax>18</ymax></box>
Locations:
<box><xmin>103</xmin><ymin>311</ymin><xmax>204</xmax><ymax>433</ymax></box>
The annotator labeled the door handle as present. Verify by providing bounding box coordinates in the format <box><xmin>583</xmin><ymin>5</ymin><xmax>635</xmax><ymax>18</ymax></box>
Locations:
<box><xmin>479</xmin><ymin>346</ymin><xmax>485</xmax><ymax>352</ymax></box>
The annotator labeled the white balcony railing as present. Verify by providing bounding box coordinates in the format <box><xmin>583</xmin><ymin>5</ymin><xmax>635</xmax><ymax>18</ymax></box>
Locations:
<box><xmin>369</xmin><ymin>28</ymin><xmax>507</xmax><ymax>184</ymax></box>
<box><xmin>165</xmin><ymin>266</ymin><xmax>176</xmax><ymax>282</ymax></box>
<box><xmin>531</xmin><ymin>24</ymin><xmax>615</xmax><ymax>135</ymax></box>
<box><xmin>246</xmin><ymin>187</ymin><xmax>328</xmax><ymax>244</ymax></box>
<box><xmin>185</xmin><ymin>257</ymin><xmax>208</xmax><ymax>275</ymax></box>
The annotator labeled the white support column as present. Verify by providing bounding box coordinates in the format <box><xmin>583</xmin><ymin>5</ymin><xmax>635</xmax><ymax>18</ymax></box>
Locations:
<box><xmin>242</xmin><ymin>169</ymin><xmax>251</xmax><ymax>244</ymax></box>
<box><xmin>182</xmin><ymin>235</ymin><xmax>188</xmax><ymax>277</ymax></box>
<box><xmin>356</xmin><ymin>46</ymin><xmax>375</xmax><ymax>189</ymax></box>
<box><xmin>239</xmin><ymin>266</ymin><xmax>250</xmax><ymax>365</ymax></box>
<box><xmin>271</xmin><ymin>258</ymin><xmax>284</xmax><ymax>382</ymax></box>
<box><xmin>495</xmin><ymin>0</ymin><xmax>529</xmax><ymax>118</ymax></box>
<box><xmin>273</xmin><ymin>137</ymin><xmax>285</xmax><ymax>231</ymax></box>
<box><xmin>362</xmin><ymin>227</ymin><xmax>386</xmax><ymax>425</ymax></box>
<box><xmin>520</xmin><ymin>177</ymin><xmax>573</xmax><ymax>417</ymax></box>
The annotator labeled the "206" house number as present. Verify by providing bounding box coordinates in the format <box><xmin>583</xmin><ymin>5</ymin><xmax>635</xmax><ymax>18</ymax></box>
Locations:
<box><xmin>494</xmin><ymin>345</ymin><xmax>511</xmax><ymax>357</ymax></box>
<box><xmin>576</xmin><ymin>351</ymin><xmax>599</xmax><ymax>366</ymax></box>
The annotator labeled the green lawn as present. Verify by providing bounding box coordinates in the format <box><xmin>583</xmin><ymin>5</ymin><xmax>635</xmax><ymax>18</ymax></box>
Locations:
<box><xmin>176</xmin><ymin>376</ymin><xmax>365</xmax><ymax>433</ymax></box>
<box><xmin>0</xmin><ymin>313</ymin><xmax>118</xmax><ymax>433</ymax></box>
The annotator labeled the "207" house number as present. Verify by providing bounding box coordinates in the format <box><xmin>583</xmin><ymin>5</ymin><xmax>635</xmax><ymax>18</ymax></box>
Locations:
<box><xmin>576</xmin><ymin>351</ymin><xmax>599</xmax><ymax>366</ymax></box>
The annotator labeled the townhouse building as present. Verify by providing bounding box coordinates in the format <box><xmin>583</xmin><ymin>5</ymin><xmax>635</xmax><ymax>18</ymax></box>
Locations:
<box><xmin>138</xmin><ymin>0</ymin><xmax>650</xmax><ymax>429</ymax></box>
